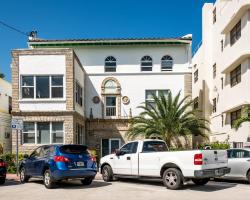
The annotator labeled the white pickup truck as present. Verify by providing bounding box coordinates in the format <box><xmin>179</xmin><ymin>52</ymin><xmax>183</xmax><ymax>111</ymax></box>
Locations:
<box><xmin>100</xmin><ymin>139</ymin><xmax>230</xmax><ymax>189</ymax></box>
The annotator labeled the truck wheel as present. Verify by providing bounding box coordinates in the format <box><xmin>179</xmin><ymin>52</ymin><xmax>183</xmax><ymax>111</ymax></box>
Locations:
<box><xmin>192</xmin><ymin>178</ymin><xmax>210</xmax><ymax>185</ymax></box>
<box><xmin>81</xmin><ymin>177</ymin><xmax>94</xmax><ymax>185</ymax></box>
<box><xmin>163</xmin><ymin>168</ymin><xmax>183</xmax><ymax>190</ymax></box>
<box><xmin>43</xmin><ymin>169</ymin><xmax>55</xmax><ymax>189</ymax></box>
<box><xmin>20</xmin><ymin>167</ymin><xmax>30</xmax><ymax>183</ymax></box>
<box><xmin>102</xmin><ymin>165</ymin><xmax>113</xmax><ymax>182</ymax></box>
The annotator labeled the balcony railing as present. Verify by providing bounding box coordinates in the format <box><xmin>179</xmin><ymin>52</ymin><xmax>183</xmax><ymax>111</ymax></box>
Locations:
<box><xmin>106</xmin><ymin>107</ymin><xmax>116</xmax><ymax>117</ymax></box>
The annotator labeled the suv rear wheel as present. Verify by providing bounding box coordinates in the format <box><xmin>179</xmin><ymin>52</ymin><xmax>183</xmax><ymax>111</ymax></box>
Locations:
<box><xmin>102</xmin><ymin>165</ymin><xmax>113</xmax><ymax>182</ymax></box>
<box><xmin>0</xmin><ymin>178</ymin><xmax>5</xmax><ymax>184</ymax></box>
<box><xmin>163</xmin><ymin>168</ymin><xmax>183</xmax><ymax>190</ymax></box>
<box><xmin>20</xmin><ymin>167</ymin><xmax>30</xmax><ymax>183</ymax></box>
<box><xmin>81</xmin><ymin>177</ymin><xmax>94</xmax><ymax>185</ymax></box>
<box><xmin>192</xmin><ymin>178</ymin><xmax>210</xmax><ymax>185</ymax></box>
<box><xmin>43</xmin><ymin>169</ymin><xmax>55</xmax><ymax>189</ymax></box>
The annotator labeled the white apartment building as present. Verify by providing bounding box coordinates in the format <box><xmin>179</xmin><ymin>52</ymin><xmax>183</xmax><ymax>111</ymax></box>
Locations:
<box><xmin>12</xmin><ymin>36</ymin><xmax>192</xmax><ymax>156</ymax></box>
<box><xmin>192</xmin><ymin>0</ymin><xmax>250</xmax><ymax>147</ymax></box>
<box><xmin>0</xmin><ymin>78</ymin><xmax>12</xmax><ymax>153</ymax></box>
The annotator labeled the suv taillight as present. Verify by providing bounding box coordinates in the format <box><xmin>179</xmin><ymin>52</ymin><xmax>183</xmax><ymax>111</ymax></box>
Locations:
<box><xmin>194</xmin><ymin>153</ymin><xmax>203</xmax><ymax>165</ymax></box>
<box><xmin>0</xmin><ymin>162</ymin><xmax>6</xmax><ymax>167</ymax></box>
<box><xmin>54</xmin><ymin>156</ymin><xmax>70</xmax><ymax>162</ymax></box>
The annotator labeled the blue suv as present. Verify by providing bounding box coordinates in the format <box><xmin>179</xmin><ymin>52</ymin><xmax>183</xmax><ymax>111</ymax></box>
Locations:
<box><xmin>19</xmin><ymin>144</ymin><xmax>97</xmax><ymax>188</ymax></box>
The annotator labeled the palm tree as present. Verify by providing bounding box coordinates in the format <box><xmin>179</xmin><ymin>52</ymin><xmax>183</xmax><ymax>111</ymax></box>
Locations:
<box><xmin>0</xmin><ymin>73</ymin><xmax>4</xmax><ymax>79</ymax></box>
<box><xmin>127</xmin><ymin>91</ymin><xmax>209</xmax><ymax>148</ymax></box>
<box><xmin>233</xmin><ymin>106</ymin><xmax>250</xmax><ymax>130</ymax></box>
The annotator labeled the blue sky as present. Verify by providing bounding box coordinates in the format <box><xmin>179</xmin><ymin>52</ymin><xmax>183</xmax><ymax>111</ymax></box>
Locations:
<box><xmin>0</xmin><ymin>0</ymin><xmax>215</xmax><ymax>82</ymax></box>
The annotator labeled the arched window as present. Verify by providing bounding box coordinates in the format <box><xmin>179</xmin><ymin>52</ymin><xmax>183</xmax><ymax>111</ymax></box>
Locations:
<box><xmin>161</xmin><ymin>55</ymin><xmax>173</xmax><ymax>71</ymax></box>
<box><xmin>141</xmin><ymin>56</ymin><xmax>153</xmax><ymax>71</ymax></box>
<box><xmin>105</xmin><ymin>56</ymin><xmax>116</xmax><ymax>72</ymax></box>
<box><xmin>104</xmin><ymin>80</ymin><xmax>117</xmax><ymax>94</ymax></box>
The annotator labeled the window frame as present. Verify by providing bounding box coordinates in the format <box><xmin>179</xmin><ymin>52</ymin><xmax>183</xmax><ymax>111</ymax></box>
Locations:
<box><xmin>213</xmin><ymin>7</ymin><xmax>216</xmax><ymax>24</ymax></box>
<box><xmin>75</xmin><ymin>81</ymin><xmax>83</xmax><ymax>106</ymax></box>
<box><xmin>104</xmin><ymin>56</ymin><xmax>117</xmax><ymax>72</ymax></box>
<box><xmin>193</xmin><ymin>97</ymin><xmax>199</xmax><ymax>110</ymax></box>
<box><xmin>230</xmin><ymin>65</ymin><xmax>241</xmax><ymax>87</ymax></box>
<box><xmin>212</xmin><ymin>98</ymin><xmax>217</xmax><ymax>113</ymax></box>
<box><xmin>20</xmin><ymin>75</ymin><xmax>64</xmax><ymax>100</ymax></box>
<box><xmin>194</xmin><ymin>70</ymin><xmax>198</xmax><ymax>83</ymax></box>
<box><xmin>145</xmin><ymin>89</ymin><xmax>169</xmax><ymax>109</ymax></box>
<box><xmin>21</xmin><ymin>76</ymin><xmax>35</xmax><ymax>99</ymax></box>
<box><xmin>141</xmin><ymin>56</ymin><xmax>153</xmax><ymax>72</ymax></box>
<box><xmin>22</xmin><ymin>121</ymin><xmax>64</xmax><ymax>145</ymax></box>
<box><xmin>213</xmin><ymin>63</ymin><xmax>216</xmax><ymax>79</ymax></box>
<box><xmin>230</xmin><ymin>20</ymin><xmax>241</xmax><ymax>46</ymax></box>
<box><xmin>22</xmin><ymin>122</ymin><xmax>36</xmax><ymax>144</ymax></box>
<box><xmin>230</xmin><ymin>109</ymin><xmax>241</xmax><ymax>127</ymax></box>
<box><xmin>105</xmin><ymin>95</ymin><xmax>117</xmax><ymax>117</ymax></box>
<box><xmin>161</xmin><ymin>55</ymin><xmax>173</xmax><ymax>71</ymax></box>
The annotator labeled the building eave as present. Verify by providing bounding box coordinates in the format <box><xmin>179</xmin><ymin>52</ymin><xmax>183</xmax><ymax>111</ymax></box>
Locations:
<box><xmin>222</xmin><ymin>53</ymin><xmax>250</xmax><ymax>74</ymax></box>
<box><xmin>28</xmin><ymin>37</ymin><xmax>192</xmax><ymax>48</ymax></box>
<box><xmin>222</xmin><ymin>102</ymin><xmax>250</xmax><ymax>114</ymax></box>
<box><xmin>221</xmin><ymin>3</ymin><xmax>250</xmax><ymax>34</ymax></box>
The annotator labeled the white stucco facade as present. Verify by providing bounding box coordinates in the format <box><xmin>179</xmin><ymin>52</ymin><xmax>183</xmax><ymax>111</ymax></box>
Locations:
<box><xmin>72</xmin><ymin>45</ymin><xmax>191</xmax><ymax>118</ymax></box>
<box><xmin>192</xmin><ymin>0</ymin><xmax>250</xmax><ymax>147</ymax></box>
<box><xmin>18</xmin><ymin>55</ymin><xmax>67</xmax><ymax>111</ymax></box>
<box><xmin>0</xmin><ymin>78</ymin><xmax>12</xmax><ymax>153</ymax></box>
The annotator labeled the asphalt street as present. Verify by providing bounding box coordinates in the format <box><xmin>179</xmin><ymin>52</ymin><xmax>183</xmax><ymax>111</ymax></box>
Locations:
<box><xmin>0</xmin><ymin>177</ymin><xmax>250</xmax><ymax>200</ymax></box>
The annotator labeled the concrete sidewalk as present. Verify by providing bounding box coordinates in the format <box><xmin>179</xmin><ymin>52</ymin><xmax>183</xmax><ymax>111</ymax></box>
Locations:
<box><xmin>7</xmin><ymin>172</ymin><xmax>103</xmax><ymax>182</ymax></box>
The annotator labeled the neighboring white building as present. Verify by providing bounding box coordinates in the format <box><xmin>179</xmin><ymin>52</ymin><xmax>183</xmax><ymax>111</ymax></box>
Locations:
<box><xmin>192</xmin><ymin>0</ymin><xmax>250</xmax><ymax>148</ymax></box>
<box><xmin>12</xmin><ymin>36</ymin><xmax>192</xmax><ymax>156</ymax></box>
<box><xmin>0</xmin><ymin>77</ymin><xmax>12</xmax><ymax>153</ymax></box>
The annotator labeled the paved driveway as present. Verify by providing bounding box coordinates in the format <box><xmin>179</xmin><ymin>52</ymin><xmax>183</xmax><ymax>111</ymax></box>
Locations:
<box><xmin>0</xmin><ymin>178</ymin><xmax>249</xmax><ymax>200</ymax></box>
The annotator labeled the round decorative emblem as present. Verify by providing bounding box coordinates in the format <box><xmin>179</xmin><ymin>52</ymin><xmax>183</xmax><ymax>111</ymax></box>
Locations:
<box><xmin>92</xmin><ymin>96</ymin><xmax>100</xmax><ymax>104</ymax></box>
<box><xmin>122</xmin><ymin>96</ymin><xmax>130</xmax><ymax>105</ymax></box>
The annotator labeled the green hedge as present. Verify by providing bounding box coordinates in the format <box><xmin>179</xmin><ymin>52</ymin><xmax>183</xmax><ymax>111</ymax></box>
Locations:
<box><xmin>0</xmin><ymin>153</ymin><xmax>24</xmax><ymax>174</ymax></box>
<box><xmin>198</xmin><ymin>142</ymin><xmax>230</xmax><ymax>150</ymax></box>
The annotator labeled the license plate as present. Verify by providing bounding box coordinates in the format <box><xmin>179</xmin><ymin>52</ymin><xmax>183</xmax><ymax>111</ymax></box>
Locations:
<box><xmin>215</xmin><ymin>169</ymin><xmax>223</xmax><ymax>176</ymax></box>
<box><xmin>76</xmin><ymin>162</ymin><xmax>85</xmax><ymax>167</ymax></box>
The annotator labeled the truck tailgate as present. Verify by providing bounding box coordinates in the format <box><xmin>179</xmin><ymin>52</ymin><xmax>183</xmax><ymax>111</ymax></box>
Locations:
<box><xmin>201</xmin><ymin>150</ymin><xmax>228</xmax><ymax>169</ymax></box>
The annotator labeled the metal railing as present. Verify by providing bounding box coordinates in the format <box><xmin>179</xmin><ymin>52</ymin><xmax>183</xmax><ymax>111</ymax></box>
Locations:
<box><xmin>106</xmin><ymin>107</ymin><xmax>116</xmax><ymax>117</ymax></box>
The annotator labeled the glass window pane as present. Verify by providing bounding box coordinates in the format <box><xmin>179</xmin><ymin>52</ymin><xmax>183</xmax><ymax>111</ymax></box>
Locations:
<box><xmin>24</xmin><ymin>122</ymin><xmax>34</xmax><ymax>132</ymax></box>
<box><xmin>23</xmin><ymin>133</ymin><xmax>35</xmax><ymax>144</ymax></box>
<box><xmin>52</xmin><ymin>76</ymin><xmax>63</xmax><ymax>86</ymax></box>
<box><xmin>52</xmin><ymin>87</ymin><xmax>63</xmax><ymax>98</ymax></box>
<box><xmin>22</xmin><ymin>76</ymin><xmax>34</xmax><ymax>86</ymax></box>
<box><xmin>22</xmin><ymin>87</ymin><xmax>34</xmax><ymax>98</ymax></box>
<box><xmin>141</xmin><ymin>67</ymin><xmax>152</xmax><ymax>71</ymax></box>
<box><xmin>52</xmin><ymin>122</ymin><xmax>63</xmax><ymax>131</ymax></box>
<box><xmin>158</xmin><ymin>90</ymin><xmax>169</xmax><ymax>98</ymax></box>
<box><xmin>110</xmin><ymin>140</ymin><xmax>120</xmax><ymax>154</ymax></box>
<box><xmin>146</xmin><ymin>90</ymin><xmax>156</xmax><ymax>99</ymax></box>
<box><xmin>106</xmin><ymin>97</ymin><xmax>116</xmax><ymax>106</ymax></box>
<box><xmin>36</xmin><ymin>76</ymin><xmax>49</xmax><ymax>98</ymax></box>
<box><xmin>37</xmin><ymin>122</ymin><xmax>50</xmax><ymax>144</ymax></box>
<box><xmin>102</xmin><ymin>139</ymin><xmax>109</xmax><ymax>157</ymax></box>
<box><xmin>52</xmin><ymin>122</ymin><xmax>63</xmax><ymax>143</ymax></box>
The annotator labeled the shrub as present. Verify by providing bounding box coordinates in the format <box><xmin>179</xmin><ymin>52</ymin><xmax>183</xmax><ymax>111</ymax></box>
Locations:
<box><xmin>198</xmin><ymin>142</ymin><xmax>230</xmax><ymax>150</ymax></box>
<box><xmin>0</xmin><ymin>153</ymin><xmax>24</xmax><ymax>174</ymax></box>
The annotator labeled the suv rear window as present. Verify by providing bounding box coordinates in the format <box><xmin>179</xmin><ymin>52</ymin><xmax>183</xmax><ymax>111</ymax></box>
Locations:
<box><xmin>59</xmin><ymin>145</ymin><xmax>88</xmax><ymax>154</ymax></box>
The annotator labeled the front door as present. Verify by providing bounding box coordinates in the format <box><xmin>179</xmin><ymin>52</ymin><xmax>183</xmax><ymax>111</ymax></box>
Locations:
<box><xmin>101</xmin><ymin>138</ymin><xmax>121</xmax><ymax>157</ymax></box>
